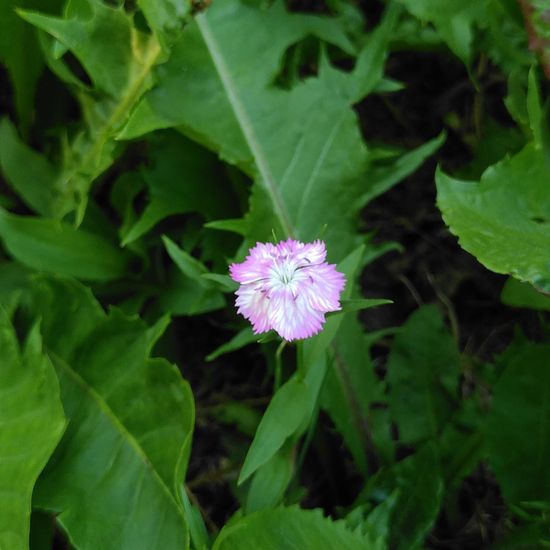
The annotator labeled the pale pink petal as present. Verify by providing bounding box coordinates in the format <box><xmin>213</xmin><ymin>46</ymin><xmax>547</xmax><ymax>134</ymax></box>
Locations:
<box><xmin>229</xmin><ymin>239</ymin><xmax>345</xmax><ymax>341</ymax></box>
<box><xmin>235</xmin><ymin>285</ymin><xmax>271</xmax><ymax>334</ymax></box>
<box><xmin>294</xmin><ymin>239</ymin><xmax>326</xmax><ymax>265</ymax></box>
<box><xmin>299</xmin><ymin>263</ymin><xmax>346</xmax><ymax>312</ymax></box>
<box><xmin>267</xmin><ymin>288</ymin><xmax>325</xmax><ymax>341</ymax></box>
<box><xmin>230</xmin><ymin>259</ymin><xmax>269</xmax><ymax>284</ymax></box>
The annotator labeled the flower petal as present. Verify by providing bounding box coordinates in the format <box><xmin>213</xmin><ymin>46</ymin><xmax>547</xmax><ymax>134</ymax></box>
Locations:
<box><xmin>235</xmin><ymin>285</ymin><xmax>271</xmax><ymax>334</ymax></box>
<box><xmin>267</xmin><ymin>288</ymin><xmax>325</xmax><ymax>341</ymax></box>
<box><xmin>299</xmin><ymin>262</ymin><xmax>346</xmax><ymax>313</ymax></box>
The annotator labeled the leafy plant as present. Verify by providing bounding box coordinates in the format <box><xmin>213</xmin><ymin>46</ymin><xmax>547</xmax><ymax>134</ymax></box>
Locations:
<box><xmin>0</xmin><ymin>0</ymin><xmax>548</xmax><ymax>549</ymax></box>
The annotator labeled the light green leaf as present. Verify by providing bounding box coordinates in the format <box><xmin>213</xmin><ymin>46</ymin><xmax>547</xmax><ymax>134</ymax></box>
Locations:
<box><xmin>0</xmin><ymin>118</ymin><xmax>57</xmax><ymax>216</ymax></box>
<box><xmin>436</xmin><ymin>143</ymin><xmax>550</xmax><ymax>292</ymax></box>
<box><xmin>486</xmin><ymin>343</ymin><xmax>550</xmax><ymax>504</ymax></box>
<box><xmin>24</xmin><ymin>277</ymin><xmax>193</xmax><ymax>549</ymax></box>
<box><xmin>213</xmin><ymin>506</ymin><xmax>373</xmax><ymax>550</ymax></box>
<box><xmin>387</xmin><ymin>305</ymin><xmax>460</xmax><ymax>444</ymax></box>
<box><xmin>0</xmin><ymin>207</ymin><xmax>129</xmax><ymax>281</ymax></box>
<box><xmin>0</xmin><ymin>310</ymin><xmax>65</xmax><ymax>550</ymax></box>
<box><xmin>120</xmin><ymin>0</ymin><xmax>436</xmax><ymax>258</ymax></box>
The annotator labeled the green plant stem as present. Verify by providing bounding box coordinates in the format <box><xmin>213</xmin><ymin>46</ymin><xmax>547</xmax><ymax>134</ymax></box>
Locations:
<box><xmin>274</xmin><ymin>340</ymin><xmax>287</xmax><ymax>392</ymax></box>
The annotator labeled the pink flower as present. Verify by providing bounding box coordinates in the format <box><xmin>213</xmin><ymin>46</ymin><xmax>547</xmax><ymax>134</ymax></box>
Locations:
<box><xmin>229</xmin><ymin>239</ymin><xmax>345</xmax><ymax>341</ymax></box>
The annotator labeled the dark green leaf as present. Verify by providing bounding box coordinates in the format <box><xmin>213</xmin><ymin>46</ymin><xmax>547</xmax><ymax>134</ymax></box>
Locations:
<box><xmin>0</xmin><ymin>118</ymin><xmax>57</xmax><ymax>215</ymax></box>
<box><xmin>486</xmin><ymin>342</ymin><xmax>550</xmax><ymax>504</ymax></box>
<box><xmin>387</xmin><ymin>305</ymin><xmax>460</xmax><ymax>444</ymax></box>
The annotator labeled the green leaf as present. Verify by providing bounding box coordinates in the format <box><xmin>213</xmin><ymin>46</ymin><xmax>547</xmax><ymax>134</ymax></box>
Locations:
<box><xmin>396</xmin><ymin>0</ymin><xmax>486</xmax><ymax>63</ymax></box>
<box><xmin>138</xmin><ymin>0</ymin><xmax>191</xmax><ymax>49</ymax></box>
<box><xmin>0</xmin><ymin>0</ymin><xmax>55</xmax><ymax>130</ymax></box>
<box><xmin>246</xmin><ymin>443</ymin><xmax>294</xmax><ymax>513</ymax></box>
<box><xmin>0</xmin><ymin>310</ymin><xmax>65</xmax><ymax>550</ymax></box>
<box><xmin>212</xmin><ymin>506</ymin><xmax>373</xmax><ymax>550</ymax></box>
<box><xmin>120</xmin><ymin>0</ymin><xmax>436</xmax><ymax>258</ymax></box>
<box><xmin>501</xmin><ymin>277</ymin><xmax>550</xmax><ymax>311</ymax></box>
<box><xmin>161</xmin><ymin>236</ymin><xmax>226</xmax><ymax>315</ymax></box>
<box><xmin>387</xmin><ymin>305</ymin><xmax>460</xmax><ymax>444</ymax></box>
<box><xmin>436</xmin><ymin>143</ymin><xmax>550</xmax><ymax>292</ymax></box>
<box><xmin>206</xmin><ymin>327</ymin><xmax>257</xmax><ymax>361</ymax></box>
<box><xmin>0</xmin><ymin>207</ymin><xmax>129</xmax><ymax>281</ymax></box>
<box><xmin>238</xmin><ymin>377</ymin><xmax>310</xmax><ymax>484</ymax></box>
<box><xmin>321</xmin><ymin>315</ymin><xmax>381</xmax><ymax>475</ymax></box>
<box><xmin>486</xmin><ymin>342</ymin><xmax>550</xmax><ymax>504</ymax></box>
<box><xmin>19</xmin><ymin>0</ymin><xmax>162</xmax><ymax>221</ymax></box>
<box><xmin>122</xmin><ymin>132</ymin><xmax>235</xmax><ymax>245</ymax></box>
<box><xmin>24</xmin><ymin>277</ymin><xmax>193</xmax><ymax>549</ymax></box>
<box><xmin>331</xmin><ymin>298</ymin><xmax>392</xmax><ymax>315</ymax></box>
<box><xmin>0</xmin><ymin>118</ymin><xmax>57</xmax><ymax>216</ymax></box>
<box><xmin>390</xmin><ymin>444</ymin><xmax>444</xmax><ymax>550</ymax></box>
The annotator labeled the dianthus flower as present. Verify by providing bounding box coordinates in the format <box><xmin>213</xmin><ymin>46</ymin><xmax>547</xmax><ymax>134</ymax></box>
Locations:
<box><xmin>229</xmin><ymin>239</ymin><xmax>345</xmax><ymax>341</ymax></box>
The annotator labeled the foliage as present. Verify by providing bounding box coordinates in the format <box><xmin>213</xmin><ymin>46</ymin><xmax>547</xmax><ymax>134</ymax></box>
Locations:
<box><xmin>0</xmin><ymin>0</ymin><xmax>548</xmax><ymax>549</ymax></box>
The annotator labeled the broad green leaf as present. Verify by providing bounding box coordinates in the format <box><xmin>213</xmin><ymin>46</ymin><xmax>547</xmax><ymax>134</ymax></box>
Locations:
<box><xmin>0</xmin><ymin>310</ymin><xmax>65</xmax><ymax>550</ymax></box>
<box><xmin>213</xmin><ymin>506</ymin><xmax>373</xmax><ymax>550</ymax></box>
<box><xmin>0</xmin><ymin>207</ymin><xmax>129</xmax><ymax>281</ymax></box>
<box><xmin>387</xmin><ymin>305</ymin><xmax>460</xmax><ymax>444</ymax></box>
<box><xmin>0</xmin><ymin>118</ymin><xmax>57</xmax><ymax>216</ymax></box>
<box><xmin>436</xmin><ymin>143</ymin><xmax>550</xmax><ymax>292</ymax></box>
<box><xmin>390</xmin><ymin>444</ymin><xmax>444</xmax><ymax>550</ymax></box>
<box><xmin>486</xmin><ymin>342</ymin><xmax>550</xmax><ymax>504</ymax></box>
<box><xmin>120</xmin><ymin>0</ymin><xmax>436</xmax><ymax>258</ymax></box>
<box><xmin>19</xmin><ymin>0</ymin><xmax>162</xmax><ymax>220</ymax></box>
<box><xmin>24</xmin><ymin>277</ymin><xmax>193</xmax><ymax>549</ymax></box>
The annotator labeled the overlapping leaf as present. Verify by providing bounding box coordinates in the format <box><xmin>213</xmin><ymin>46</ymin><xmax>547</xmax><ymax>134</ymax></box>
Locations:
<box><xmin>213</xmin><ymin>506</ymin><xmax>374</xmax><ymax>550</ymax></box>
<box><xmin>23</xmin><ymin>277</ymin><xmax>193</xmax><ymax>550</ymax></box>
<box><xmin>387</xmin><ymin>305</ymin><xmax>460</xmax><ymax>444</ymax></box>
<box><xmin>436</xmin><ymin>143</ymin><xmax>550</xmax><ymax>293</ymax></box>
<box><xmin>0</xmin><ymin>309</ymin><xmax>65</xmax><ymax>550</ymax></box>
<box><xmin>487</xmin><ymin>342</ymin><xmax>550</xmax><ymax>504</ymax></box>
<box><xmin>19</xmin><ymin>0</ymin><xmax>162</xmax><ymax>220</ymax></box>
<box><xmin>120</xmin><ymin>0</ymin><xmax>441</xmax><ymax>259</ymax></box>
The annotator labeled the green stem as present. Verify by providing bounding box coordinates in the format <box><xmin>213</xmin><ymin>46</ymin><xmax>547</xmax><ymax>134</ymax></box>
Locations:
<box><xmin>274</xmin><ymin>340</ymin><xmax>287</xmax><ymax>392</ymax></box>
